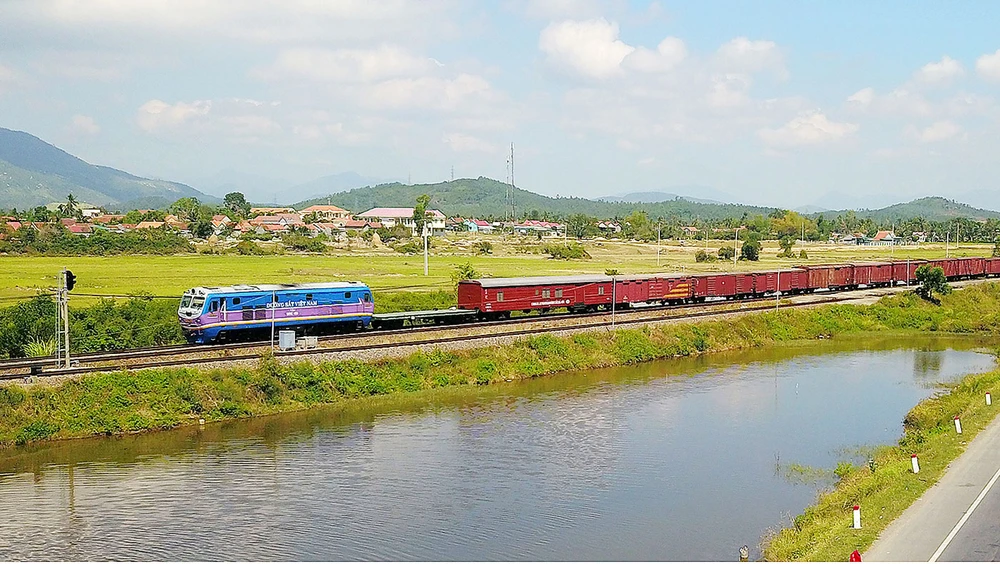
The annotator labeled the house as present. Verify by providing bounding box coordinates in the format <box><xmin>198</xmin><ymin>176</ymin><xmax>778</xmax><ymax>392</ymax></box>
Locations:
<box><xmin>463</xmin><ymin>219</ymin><xmax>494</xmax><ymax>233</ymax></box>
<box><xmin>248</xmin><ymin>214</ymin><xmax>305</xmax><ymax>228</ymax></box>
<box><xmin>343</xmin><ymin>219</ymin><xmax>382</xmax><ymax>232</ymax></box>
<box><xmin>358</xmin><ymin>207</ymin><xmax>446</xmax><ymax>235</ymax></box>
<box><xmin>92</xmin><ymin>214</ymin><xmax>125</xmax><ymax>224</ymax></box>
<box><xmin>597</xmin><ymin>221</ymin><xmax>622</xmax><ymax>234</ymax></box>
<box><xmin>514</xmin><ymin>220</ymin><xmax>563</xmax><ymax>236</ymax></box>
<box><xmin>135</xmin><ymin>221</ymin><xmax>165</xmax><ymax>229</ymax></box>
<box><xmin>869</xmin><ymin>231</ymin><xmax>899</xmax><ymax>246</ymax></box>
<box><xmin>912</xmin><ymin>231</ymin><xmax>928</xmax><ymax>243</ymax></box>
<box><xmin>298</xmin><ymin>204</ymin><xmax>351</xmax><ymax>222</ymax></box>
<box><xmin>66</xmin><ymin>224</ymin><xmax>93</xmax><ymax>236</ymax></box>
<box><xmin>231</xmin><ymin>220</ymin><xmax>255</xmax><ymax>236</ymax></box>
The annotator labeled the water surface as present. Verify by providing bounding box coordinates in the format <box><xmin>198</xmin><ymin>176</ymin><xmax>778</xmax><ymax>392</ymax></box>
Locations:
<box><xmin>0</xmin><ymin>335</ymin><xmax>994</xmax><ymax>561</ymax></box>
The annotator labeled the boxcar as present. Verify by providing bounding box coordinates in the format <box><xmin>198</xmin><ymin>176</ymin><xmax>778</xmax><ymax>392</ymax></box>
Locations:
<box><xmin>802</xmin><ymin>264</ymin><xmax>854</xmax><ymax>291</ymax></box>
<box><xmin>987</xmin><ymin>258</ymin><xmax>1000</xmax><ymax>276</ymax></box>
<box><xmin>752</xmin><ymin>269</ymin><xmax>806</xmax><ymax>295</ymax></box>
<box><xmin>926</xmin><ymin>258</ymin><xmax>959</xmax><ymax>279</ymax></box>
<box><xmin>891</xmin><ymin>260</ymin><xmax>925</xmax><ymax>285</ymax></box>
<box><xmin>957</xmin><ymin>257</ymin><xmax>985</xmax><ymax>278</ymax></box>
<box><xmin>457</xmin><ymin>274</ymin><xmax>613</xmax><ymax>317</ymax></box>
<box><xmin>852</xmin><ymin>262</ymin><xmax>894</xmax><ymax>287</ymax></box>
<box><xmin>178</xmin><ymin>282</ymin><xmax>373</xmax><ymax>344</ymax></box>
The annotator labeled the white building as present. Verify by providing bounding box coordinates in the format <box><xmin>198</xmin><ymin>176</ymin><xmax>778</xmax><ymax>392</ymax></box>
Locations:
<box><xmin>358</xmin><ymin>207</ymin><xmax>446</xmax><ymax>235</ymax></box>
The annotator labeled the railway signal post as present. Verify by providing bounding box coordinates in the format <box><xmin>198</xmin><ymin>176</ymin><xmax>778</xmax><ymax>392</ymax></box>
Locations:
<box><xmin>55</xmin><ymin>268</ymin><xmax>75</xmax><ymax>368</ymax></box>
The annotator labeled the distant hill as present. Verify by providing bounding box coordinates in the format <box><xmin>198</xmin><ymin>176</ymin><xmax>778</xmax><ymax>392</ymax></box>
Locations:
<box><xmin>294</xmin><ymin>177</ymin><xmax>777</xmax><ymax>220</ymax></box>
<box><xmin>0</xmin><ymin>127</ymin><xmax>213</xmax><ymax>210</ymax></box>
<box><xmin>597</xmin><ymin>191</ymin><xmax>723</xmax><ymax>205</ymax></box>
<box><xmin>818</xmin><ymin>196</ymin><xmax>1000</xmax><ymax>222</ymax></box>
<box><xmin>287</xmin><ymin>172</ymin><xmax>399</xmax><ymax>201</ymax></box>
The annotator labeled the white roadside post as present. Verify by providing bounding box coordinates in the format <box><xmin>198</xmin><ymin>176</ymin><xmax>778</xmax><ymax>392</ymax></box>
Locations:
<box><xmin>954</xmin><ymin>416</ymin><xmax>963</xmax><ymax>434</ymax></box>
<box><xmin>911</xmin><ymin>454</ymin><xmax>920</xmax><ymax>474</ymax></box>
<box><xmin>853</xmin><ymin>505</ymin><xmax>861</xmax><ymax>529</ymax></box>
<box><xmin>987</xmin><ymin>392</ymin><xmax>992</xmax><ymax>406</ymax></box>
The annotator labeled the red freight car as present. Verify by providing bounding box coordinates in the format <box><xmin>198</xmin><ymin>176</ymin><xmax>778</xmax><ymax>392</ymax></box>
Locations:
<box><xmin>852</xmin><ymin>262</ymin><xmax>894</xmax><ymax>287</ymax></box>
<box><xmin>956</xmin><ymin>257</ymin><xmax>985</xmax><ymax>278</ymax></box>
<box><xmin>925</xmin><ymin>259</ymin><xmax>959</xmax><ymax>279</ymax></box>
<box><xmin>802</xmin><ymin>264</ymin><xmax>854</xmax><ymax>291</ymax></box>
<box><xmin>752</xmin><ymin>269</ymin><xmax>806</xmax><ymax>295</ymax></box>
<box><xmin>692</xmin><ymin>273</ymin><xmax>754</xmax><ymax>300</ymax></box>
<box><xmin>891</xmin><ymin>260</ymin><xmax>925</xmax><ymax>285</ymax></box>
<box><xmin>987</xmin><ymin>258</ymin><xmax>1000</xmax><ymax>276</ymax></box>
<box><xmin>457</xmin><ymin>274</ymin><xmax>611</xmax><ymax>317</ymax></box>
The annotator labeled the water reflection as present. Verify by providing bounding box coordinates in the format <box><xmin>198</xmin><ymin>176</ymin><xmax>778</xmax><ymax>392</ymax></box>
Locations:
<box><xmin>0</xmin><ymin>335</ymin><xmax>994</xmax><ymax>561</ymax></box>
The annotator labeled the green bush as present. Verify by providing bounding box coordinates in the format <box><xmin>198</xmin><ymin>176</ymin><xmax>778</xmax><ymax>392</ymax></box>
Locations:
<box><xmin>542</xmin><ymin>242</ymin><xmax>591</xmax><ymax>259</ymax></box>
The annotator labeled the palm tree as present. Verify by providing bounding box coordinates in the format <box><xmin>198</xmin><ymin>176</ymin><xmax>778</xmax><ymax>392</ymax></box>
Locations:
<box><xmin>58</xmin><ymin>194</ymin><xmax>79</xmax><ymax>218</ymax></box>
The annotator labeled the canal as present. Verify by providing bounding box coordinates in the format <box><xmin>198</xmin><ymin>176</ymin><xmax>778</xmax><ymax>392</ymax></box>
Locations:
<box><xmin>0</xmin><ymin>335</ymin><xmax>995</xmax><ymax>560</ymax></box>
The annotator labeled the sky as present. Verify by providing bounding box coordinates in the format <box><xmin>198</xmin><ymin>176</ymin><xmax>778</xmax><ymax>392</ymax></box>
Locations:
<box><xmin>1</xmin><ymin>0</ymin><xmax>999</xmax><ymax>208</ymax></box>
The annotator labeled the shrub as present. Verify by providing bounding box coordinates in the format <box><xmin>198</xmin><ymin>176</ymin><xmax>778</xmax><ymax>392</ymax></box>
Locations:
<box><xmin>543</xmin><ymin>242</ymin><xmax>591</xmax><ymax>259</ymax></box>
<box><xmin>695</xmin><ymin>249</ymin><xmax>716</xmax><ymax>263</ymax></box>
<box><xmin>718</xmin><ymin>246</ymin><xmax>735</xmax><ymax>260</ymax></box>
<box><xmin>451</xmin><ymin>262</ymin><xmax>480</xmax><ymax>285</ymax></box>
<box><xmin>232</xmin><ymin>240</ymin><xmax>269</xmax><ymax>255</ymax></box>
<box><xmin>474</xmin><ymin>241</ymin><xmax>493</xmax><ymax>255</ymax></box>
<box><xmin>799</xmin><ymin>249</ymin><xmax>808</xmax><ymax>259</ymax></box>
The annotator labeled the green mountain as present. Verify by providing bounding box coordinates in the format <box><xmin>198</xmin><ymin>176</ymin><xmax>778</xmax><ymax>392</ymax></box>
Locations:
<box><xmin>819</xmin><ymin>197</ymin><xmax>1000</xmax><ymax>222</ymax></box>
<box><xmin>0</xmin><ymin>127</ymin><xmax>212</xmax><ymax>210</ymax></box>
<box><xmin>293</xmin><ymin>177</ymin><xmax>777</xmax><ymax>220</ymax></box>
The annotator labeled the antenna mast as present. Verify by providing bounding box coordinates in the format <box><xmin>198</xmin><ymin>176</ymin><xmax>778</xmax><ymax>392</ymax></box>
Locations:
<box><xmin>509</xmin><ymin>142</ymin><xmax>516</xmax><ymax>222</ymax></box>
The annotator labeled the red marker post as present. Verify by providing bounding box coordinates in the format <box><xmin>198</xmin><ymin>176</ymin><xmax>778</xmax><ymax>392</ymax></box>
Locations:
<box><xmin>850</xmin><ymin>549</ymin><xmax>862</xmax><ymax>561</ymax></box>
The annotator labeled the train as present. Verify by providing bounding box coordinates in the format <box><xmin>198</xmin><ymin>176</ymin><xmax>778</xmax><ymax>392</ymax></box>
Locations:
<box><xmin>179</xmin><ymin>257</ymin><xmax>998</xmax><ymax>343</ymax></box>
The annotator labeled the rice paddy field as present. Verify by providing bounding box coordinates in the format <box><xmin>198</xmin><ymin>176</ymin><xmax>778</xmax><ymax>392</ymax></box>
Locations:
<box><xmin>0</xmin><ymin>236</ymin><xmax>990</xmax><ymax>303</ymax></box>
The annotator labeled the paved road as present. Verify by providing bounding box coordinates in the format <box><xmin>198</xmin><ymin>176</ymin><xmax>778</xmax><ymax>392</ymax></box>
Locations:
<box><xmin>865</xmin><ymin>409</ymin><xmax>1000</xmax><ymax>562</ymax></box>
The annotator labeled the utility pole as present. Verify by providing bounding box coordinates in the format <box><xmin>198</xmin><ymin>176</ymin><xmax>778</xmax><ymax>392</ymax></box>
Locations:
<box><xmin>270</xmin><ymin>289</ymin><xmax>276</xmax><ymax>351</ymax></box>
<box><xmin>776</xmin><ymin>270</ymin><xmax>781</xmax><ymax>311</ymax></box>
<box><xmin>611</xmin><ymin>275</ymin><xmax>617</xmax><ymax>330</ymax></box>
<box><xmin>509</xmin><ymin>142</ymin><xmax>516</xmax><ymax>223</ymax></box>
<box><xmin>423</xmin><ymin>225</ymin><xmax>429</xmax><ymax>276</ymax></box>
<box><xmin>657</xmin><ymin>223</ymin><xmax>661</xmax><ymax>268</ymax></box>
<box><xmin>734</xmin><ymin>227</ymin><xmax>742</xmax><ymax>267</ymax></box>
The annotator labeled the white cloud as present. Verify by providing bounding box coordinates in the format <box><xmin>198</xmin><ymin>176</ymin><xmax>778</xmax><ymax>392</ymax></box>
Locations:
<box><xmin>707</xmin><ymin>74</ymin><xmax>751</xmax><ymax>108</ymax></box>
<box><xmin>913</xmin><ymin>56</ymin><xmax>964</xmax><ymax>85</ymax></box>
<box><xmin>846</xmin><ymin>87</ymin><xmax>874</xmax><ymax>108</ymax></box>
<box><xmin>622</xmin><ymin>37</ymin><xmax>687</xmax><ymax>73</ymax></box>
<box><xmin>539</xmin><ymin>18</ymin><xmax>635</xmax><ymax>79</ymax></box>
<box><xmin>365</xmin><ymin>74</ymin><xmax>500</xmax><ymax>111</ymax></box>
<box><xmin>514</xmin><ymin>0</ymin><xmax>606</xmax><ymax>19</ymax></box>
<box><xmin>136</xmin><ymin>98</ymin><xmax>281</xmax><ymax>142</ymax></box>
<box><xmin>716</xmin><ymin>37</ymin><xmax>786</xmax><ymax>78</ymax></box>
<box><xmin>910</xmin><ymin>120</ymin><xmax>961</xmax><ymax>143</ymax></box>
<box><xmin>442</xmin><ymin>132</ymin><xmax>497</xmax><ymax>153</ymax></box>
<box><xmin>976</xmin><ymin>49</ymin><xmax>1000</xmax><ymax>81</ymax></box>
<box><xmin>137</xmin><ymin>99</ymin><xmax>211</xmax><ymax>131</ymax></box>
<box><xmin>758</xmin><ymin>111</ymin><xmax>859</xmax><ymax>146</ymax></box>
<box><xmin>253</xmin><ymin>45</ymin><xmax>439</xmax><ymax>84</ymax></box>
<box><xmin>70</xmin><ymin>115</ymin><xmax>100</xmax><ymax>135</ymax></box>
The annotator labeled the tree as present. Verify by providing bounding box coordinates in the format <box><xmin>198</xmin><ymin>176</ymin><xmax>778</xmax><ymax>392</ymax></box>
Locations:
<box><xmin>170</xmin><ymin>197</ymin><xmax>202</xmax><ymax>221</ymax></box>
<box><xmin>566</xmin><ymin>214</ymin><xmax>598</xmax><ymax>239</ymax></box>
<box><xmin>190</xmin><ymin>219</ymin><xmax>214</xmax><ymax>239</ymax></box>
<box><xmin>914</xmin><ymin>265</ymin><xmax>951</xmax><ymax>302</ymax></box>
<box><xmin>412</xmin><ymin>194</ymin><xmax>431</xmax><ymax>236</ymax></box>
<box><xmin>778</xmin><ymin>235</ymin><xmax>796</xmax><ymax>258</ymax></box>
<box><xmin>741</xmin><ymin>240</ymin><xmax>760</xmax><ymax>261</ymax></box>
<box><xmin>718</xmin><ymin>246</ymin><xmax>735</xmax><ymax>260</ymax></box>
<box><xmin>993</xmin><ymin>236</ymin><xmax>1000</xmax><ymax>258</ymax></box>
<box><xmin>58</xmin><ymin>194</ymin><xmax>79</xmax><ymax>218</ymax></box>
<box><xmin>450</xmin><ymin>262</ymin><xmax>480</xmax><ymax>285</ymax></box>
<box><xmin>224</xmin><ymin>192</ymin><xmax>250</xmax><ymax>217</ymax></box>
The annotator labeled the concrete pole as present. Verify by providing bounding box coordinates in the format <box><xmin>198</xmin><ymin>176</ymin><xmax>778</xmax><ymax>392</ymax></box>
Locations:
<box><xmin>611</xmin><ymin>276</ymin><xmax>616</xmax><ymax>330</ymax></box>
<box><xmin>657</xmin><ymin>224</ymin><xmax>661</xmax><ymax>268</ymax></box>
<box><xmin>423</xmin><ymin>230</ymin><xmax>429</xmax><ymax>276</ymax></box>
<box><xmin>734</xmin><ymin>227</ymin><xmax>742</xmax><ymax>267</ymax></box>
<box><xmin>270</xmin><ymin>290</ymin><xmax>276</xmax><ymax>351</ymax></box>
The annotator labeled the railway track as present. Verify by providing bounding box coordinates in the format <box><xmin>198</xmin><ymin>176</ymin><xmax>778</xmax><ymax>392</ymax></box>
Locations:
<box><xmin>0</xmin><ymin>288</ymin><xmax>887</xmax><ymax>381</ymax></box>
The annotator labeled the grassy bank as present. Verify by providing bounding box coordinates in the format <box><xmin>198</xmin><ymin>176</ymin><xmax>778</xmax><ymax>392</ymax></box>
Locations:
<box><xmin>763</xmin><ymin>367</ymin><xmax>1000</xmax><ymax>561</ymax></box>
<box><xmin>2</xmin><ymin>283</ymin><xmax>1000</xmax><ymax>449</ymax></box>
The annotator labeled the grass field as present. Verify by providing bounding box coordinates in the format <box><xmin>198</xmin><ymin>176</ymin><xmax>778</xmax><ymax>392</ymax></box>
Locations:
<box><xmin>0</xmin><ymin>237</ymin><xmax>990</xmax><ymax>303</ymax></box>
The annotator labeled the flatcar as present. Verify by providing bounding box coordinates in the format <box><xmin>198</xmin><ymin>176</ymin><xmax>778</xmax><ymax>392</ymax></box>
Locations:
<box><xmin>178</xmin><ymin>282</ymin><xmax>373</xmax><ymax>344</ymax></box>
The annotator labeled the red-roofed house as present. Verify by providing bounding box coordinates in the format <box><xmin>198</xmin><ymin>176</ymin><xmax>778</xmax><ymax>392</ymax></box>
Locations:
<box><xmin>67</xmin><ymin>224</ymin><xmax>93</xmax><ymax>236</ymax></box>
<box><xmin>299</xmin><ymin>205</ymin><xmax>351</xmax><ymax>221</ymax></box>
